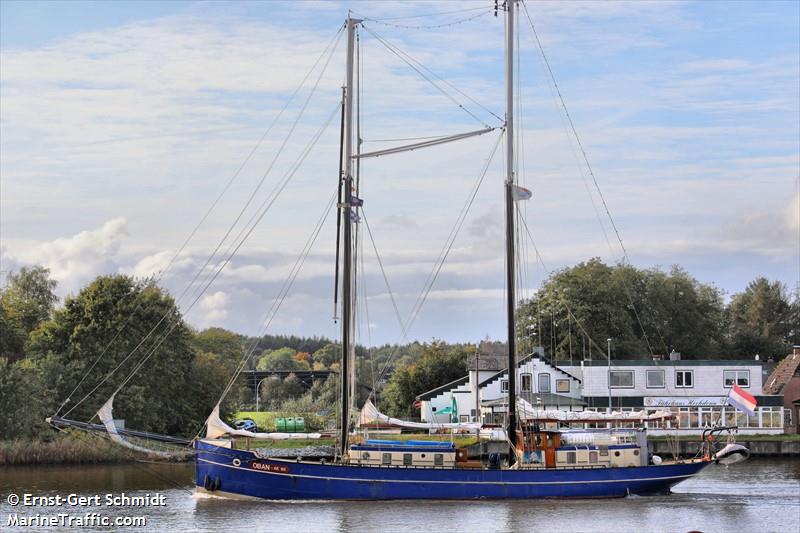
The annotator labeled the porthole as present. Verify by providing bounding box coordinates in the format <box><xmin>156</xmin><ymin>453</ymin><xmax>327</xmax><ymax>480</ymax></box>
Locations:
<box><xmin>361</xmin><ymin>452</ymin><xmax>370</xmax><ymax>460</ymax></box>
<box><xmin>421</xmin><ymin>454</ymin><xmax>426</xmax><ymax>458</ymax></box>
<box><xmin>614</xmin><ymin>451</ymin><xmax>620</xmax><ymax>457</ymax></box>
<box><xmin>633</xmin><ymin>450</ymin><xmax>640</xmax><ymax>456</ymax></box>
<box><xmin>232</xmin><ymin>458</ymin><xmax>241</xmax><ymax>467</ymax></box>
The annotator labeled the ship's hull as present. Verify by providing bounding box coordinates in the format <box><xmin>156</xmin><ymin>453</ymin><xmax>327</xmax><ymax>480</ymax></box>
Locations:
<box><xmin>195</xmin><ymin>440</ymin><xmax>711</xmax><ymax>500</ymax></box>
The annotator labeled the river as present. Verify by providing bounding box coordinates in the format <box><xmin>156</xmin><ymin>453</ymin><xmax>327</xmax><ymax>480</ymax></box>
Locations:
<box><xmin>1</xmin><ymin>458</ymin><xmax>797</xmax><ymax>532</ymax></box>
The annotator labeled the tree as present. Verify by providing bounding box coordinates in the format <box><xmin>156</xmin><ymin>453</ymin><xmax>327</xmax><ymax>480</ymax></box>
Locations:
<box><xmin>27</xmin><ymin>275</ymin><xmax>205</xmax><ymax>436</ymax></box>
<box><xmin>516</xmin><ymin>259</ymin><xmax>728</xmax><ymax>360</ymax></box>
<box><xmin>257</xmin><ymin>347</ymin><xmax>308</xmax><ymax>371</ymax></box>
<box><xmin>259</xmin><ymin>377</ymin><xmax>286</xmax><ymax>410</ymax></box>
<box><xmin>0</xmin><ymin>266</ymin><xmax>58</xmax><ymax>359</ymax></box>
<box><xmin>192</xmin><ymin>327</ymin><xmax>244</xmax><ymax>372</ymax></box>
<box><xmin>379</xmin><ymin>341</ymin><xmax>472</xmax><ymax>419</ymax></box>
<box><xmin>312</xmin><ymin>343</ymin><xmax>340</xmax><ymax>369</ymax></box>
<box><xmin>728</xmin><ymin>278</ymin><xmax>793</xmax><ymax>358</ymax></box>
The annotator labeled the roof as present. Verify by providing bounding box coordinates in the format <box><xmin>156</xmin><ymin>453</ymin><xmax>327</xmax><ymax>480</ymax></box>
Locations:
<box><xmin>574</xmin><ymin>359</ymin><xmax>762</xmax><ymax>367</ymax></box>
<box><xmin>764</xmin><ymin>352</ymin><xmax>800</xmax><ymax>394</ymax></box>
<box><xmin>417</xmin><ymin>351</ymin><xmax>582</xmax><ymax>401</ymax></box>
<box><xmin>416</xmin><ymin>375</ymin><xmax>470</xmax><ymax>401</ymax></box>
<box><xmin>482</xmin><ymin>392</ymin><xmax>586</xmax><ymax>408</ymax></box>
<box><xmin>478</xmin><ymin>353</ymin><xmax>582</xmax><ymax>388</ymax></box>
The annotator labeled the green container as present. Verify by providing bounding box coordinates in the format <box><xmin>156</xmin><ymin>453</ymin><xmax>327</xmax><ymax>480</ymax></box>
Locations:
<box><xmin>286</xmin><ymin>417</ymin><xmax>296</xmax><ymax>432</ymax></box>
<box><xmin>294</xmin><ymin>417</ymin><xmax>305</xmax><ymax>432</ymax></box>
<box><xmin>275</xmin><ymin>418</ymin><xmax>286</xmax><ymax>432</ymax></box>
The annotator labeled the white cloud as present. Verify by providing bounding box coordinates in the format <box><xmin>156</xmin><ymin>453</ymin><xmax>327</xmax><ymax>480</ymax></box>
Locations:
<box><xmin>4</xmin><ymin>218</ymin><xmax>128</xmax><ymax>292</ymax></box>
<box><xmin>1</xmin><ymin>2</ymin><xmax>796</xmax><ymax>344</ymax></box>
<box><xmin>192</xmin><ymin>290</ymin><xmax>231</xmax><ymax>328</ymax></box>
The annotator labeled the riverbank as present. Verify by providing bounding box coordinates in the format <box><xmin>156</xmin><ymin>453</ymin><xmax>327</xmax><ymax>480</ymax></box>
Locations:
<box><xmin>2</xmin><ymin>435</ymin><xmax>141</xmax><ymax>466</ymax></box>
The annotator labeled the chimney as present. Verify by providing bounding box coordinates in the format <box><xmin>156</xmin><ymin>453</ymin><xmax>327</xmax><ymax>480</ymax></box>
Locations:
<box><xmin>669</xmin><ymin>350</ymin><xmax>681</xmax><ymax>361</ymax></box>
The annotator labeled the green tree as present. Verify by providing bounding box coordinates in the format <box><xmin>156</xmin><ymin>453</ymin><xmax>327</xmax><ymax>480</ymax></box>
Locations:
<box><xmin>728</xmin><ymin>278</ymin><xmax>793</xmax><ymax>358</ymax></box>
<box><xmin>517</xmin><ymin>259</ymin><xmax>727</xmax><ymax>360</ymax></box>
<box><xmin>27</xmin><ymin>275</ymin><xmax>204</xmax><ymax>436</ymax></box>
<box><xmin>312</xmin><ymin>343</ymin><xmax>340</xmax><ymax>369</ymax></box>
<box><xmin>259</xmin><ymin>377</ymin><xmax>285</xmax><ymax>410</ymax></box>
<box><xmin>257</xmin><ymin>347</ymin><xmax>308</xmax><ymax>371</ymax></box>
<box><xmin>379</xmin><ymin>341</ymin><xmax>472</xmax><ymax>419</ymax></box>
<box><xmin>282</xmin><ymin>373</ymin><xmax>304</xmax><ymax>399</ymax></box>
<box><xmin>192</xmin><ymin>328</ymin><xmax>244</xmax><ymax>371</ymax></box>
<box><xmin>0</xmin><ymin>266</ymin><xmax>58</xmax><ymax>359</ymax></box>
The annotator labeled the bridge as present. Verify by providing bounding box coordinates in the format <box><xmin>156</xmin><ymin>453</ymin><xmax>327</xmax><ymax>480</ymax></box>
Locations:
<box><xmin>242</xmin><ymin>370</ymin><xmax>337</xmax><ymax>393</ymax></box>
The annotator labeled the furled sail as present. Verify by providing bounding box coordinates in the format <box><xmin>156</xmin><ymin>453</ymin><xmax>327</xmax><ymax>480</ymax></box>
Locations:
<box><xmin>357</xmin><ymin>399</ymin><xmax>482</xmax><ymax>431</ymax></box>
<box><xmin>205</xmin><ymin>404</ymin><xmax>322</xmax><ymax>440</ymax></box>
<box><xmin>98</xmin><ymin>395</ymin><xmax>188</xmax><ymax>458</ymax></box>
<box><xmin>515</xmin><ymin>397</ymin><xmax>674</xmax><ymax>422</ymax></box>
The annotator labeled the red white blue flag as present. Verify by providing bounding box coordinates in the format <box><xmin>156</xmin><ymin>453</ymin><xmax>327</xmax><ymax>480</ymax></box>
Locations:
<box><xmin>727</xmin><ymin>383</ymin><xmax>757</xmax><ymax>416</ymax></box>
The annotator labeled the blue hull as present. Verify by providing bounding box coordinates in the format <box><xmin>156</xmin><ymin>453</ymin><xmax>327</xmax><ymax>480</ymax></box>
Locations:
<box><xmin>195</xmin><ymin>441</ymin><xmax>711</xmax><ymax>500</ymax></box>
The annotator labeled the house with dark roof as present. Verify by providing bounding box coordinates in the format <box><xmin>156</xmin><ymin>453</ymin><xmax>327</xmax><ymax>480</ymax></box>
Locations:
<box><xmin>764</xmin><ymin>346</ymin><xmax>800</xmax><ymax>434</ymax></box>
<box><xmin>417</xmin><ymin>347</ymin><xmax>583</xmax><ymax>425</ymax></box>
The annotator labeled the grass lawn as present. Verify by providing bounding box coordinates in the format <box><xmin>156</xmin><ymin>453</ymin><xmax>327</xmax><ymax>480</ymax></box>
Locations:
<box><xmin>235</xmin><ymin>411</ymin><xmax>279</xmax><ymax>430</ymax></box>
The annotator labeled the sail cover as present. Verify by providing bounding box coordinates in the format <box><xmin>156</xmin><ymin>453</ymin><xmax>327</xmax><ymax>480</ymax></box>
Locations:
<box><xmin>515</xmin><ymin>398</ymin><xmax>674</xmax><ymax>422</ymax></box>
<box><xmin>98</xmin><ymin>395</ymin><xmax>186</xmax><ymax>458</ymax></box>
<box><xmin>205</xmin><ymin>404</ymin><xmax>322</xmax><ymax>440</ymax></box>
<box><xmin>357</xmin><ymin>400</ymin><xmax>481</xmax><ymax>431</ymax></box>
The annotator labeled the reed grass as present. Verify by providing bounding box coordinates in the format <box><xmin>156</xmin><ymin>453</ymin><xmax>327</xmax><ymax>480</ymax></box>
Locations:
<box><xmin>0</xmin><ymin>435</ymin><xmax>137</xmax><ymax>465</ymax></box>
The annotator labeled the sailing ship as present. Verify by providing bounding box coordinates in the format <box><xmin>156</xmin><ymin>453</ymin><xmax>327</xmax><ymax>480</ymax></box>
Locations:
<box><xmin>190</xmin><ymin>2</ymin><xmax>717</xmax><ymax>500</ymax></box>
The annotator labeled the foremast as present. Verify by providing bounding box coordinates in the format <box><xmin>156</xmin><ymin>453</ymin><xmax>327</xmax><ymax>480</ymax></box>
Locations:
<box><xmin>504</xmin><ymin>0</ymin><xmax>519</xmax><ymax>457</ymax></box>
<box><xmin>338</xmin><ymin>16</ymin><xmax>360</xmax><ymax>461</ymax></box>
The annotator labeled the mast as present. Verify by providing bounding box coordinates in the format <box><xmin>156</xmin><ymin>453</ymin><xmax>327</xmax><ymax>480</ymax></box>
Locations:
<box><xmin>338</xmin><ymin>16</ymin><xmax>359</xmax><ymax>461</ymax></box>
<box><xmin>504</xmin><ymin>0</ymin><xmax>518</xmax><ymax>455</ymax></box>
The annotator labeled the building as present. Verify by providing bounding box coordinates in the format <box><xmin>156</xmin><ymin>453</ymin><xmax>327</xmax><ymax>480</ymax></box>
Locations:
<box><xmin>763</xmin><ymin>346</ymin><xmax>800</xmax><ymax>434</ymax></box>
<box><xmin>418</xmin><ymin>348</ymin><xmax>583</xmax><ymax>426</ymax></box>
<box><xmin>417</xmin><ymin>349</ymin><xmax>786</xmax><ymax>435</ymax></box>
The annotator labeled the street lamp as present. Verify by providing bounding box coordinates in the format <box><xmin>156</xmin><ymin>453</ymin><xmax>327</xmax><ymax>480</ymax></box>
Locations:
<box><xmin>255</xmin><ymin>377</ymin><xmax>270</xmax><ymax>412</ymax></box>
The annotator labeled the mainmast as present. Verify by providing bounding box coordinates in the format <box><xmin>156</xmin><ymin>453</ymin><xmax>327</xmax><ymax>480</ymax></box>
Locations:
<box><xmin>338</xmin><ymin>16</ymin><xmax>360</xmax><ymax>461</ymax></box>
<box><xmin>504</xmin><ymin>0</ymin><xmax>518</xmax><ymax>455</ymax></box>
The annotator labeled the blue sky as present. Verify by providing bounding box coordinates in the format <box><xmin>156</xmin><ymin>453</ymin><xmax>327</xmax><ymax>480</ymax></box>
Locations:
<box><xmin>1</xmin><ymin>1</ymin><xmax>798</xmax><ymax>350</ymax></box>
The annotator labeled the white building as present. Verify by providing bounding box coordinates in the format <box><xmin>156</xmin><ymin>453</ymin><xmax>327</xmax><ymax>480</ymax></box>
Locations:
<box><xmin>417</xmin><ymin>350</ymin><xmax>785</xmax><ymax>435</ymax></box>
<box><xmin>560</xmin><ymin>358</ymin><xmax>783</xmax><ymax>435</ymax></box>
<box><xmin>419</xmin><ymin>349</ymin><xmax>584</xmax><ymax>426</ymax></box>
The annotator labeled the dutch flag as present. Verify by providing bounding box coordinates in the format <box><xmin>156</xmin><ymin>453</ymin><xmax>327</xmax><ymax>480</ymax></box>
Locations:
<box><xmin>727</xmin><ymin>383</ymin><xmax>757</xmax><ymax>416</ymax></box>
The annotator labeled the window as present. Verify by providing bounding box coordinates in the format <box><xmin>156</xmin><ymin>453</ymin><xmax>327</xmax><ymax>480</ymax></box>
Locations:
<box><xmin>566</xmin><ymin>451</ymin><xmax>576</xmax><ymax>464</ymax></box>
<box><xmin>538</xmin><ymin>373</ymin><xmax>551</xmax><ymax>393</ymax></box>
<box><xmin>460</xmin><ymin>415</ymin><xmax>469</xmax><ymax>423</ymax></box>
<box><xmin>556</xmin><ymin>379</ymin><xmax>570</xmax><ymax>393</ymax></box>
<box><xmin>501</xmin><ymin>379</ymin><xmax>509</xmax><ymax>392</ymax></box>
<box><xmin>589</xmin><ymin>451</ymin><xmax>598</xmax><ymax>463</ymax></box>
<box><xmin>646</xmin><ymin>370</ymin><xmax>665</xmax><ymax>388</ymax></box>
<box><xmin>724</xmin><ymin>370</ymin><xmax>750</xmax><ymax>388</ymax></box>
<box><xmin>521</xmin><ymin>373</ymin><xmax>532</xmax><ymax>392</ymax></box>
<box><xmin>678</xmin><ymin>407</ymin><xmax>695</xmax><ymax>428</ymax></box>
<box><xmin>382</xmin><ymin>453</ymin><xmax>391</xmax><ymax>465</ymax></box>
<box><xmin>599</xmin><ymin>446</ymin><xmax>608</xmax><ymax>457</ymax></box>
<box><xmin>676</xmin><ymin>370</ymin><xmax>693</xmax><ymax>388</ymax></box>
<box><xmin>761</xmin><ymin>407</ymin><xmax>782</xmax><ymax>428</ymax></box>
<box><xmin>403</xmin><ymin>454</ymin><xmax>412</xmax><ymax>466</ymax></box>
<box><xmin>434</xmin><ymin>454</ymin><xmax>443</xmax><ymax>466</ymax></box>
<box><xmin>609</xmin><ymin>370</ymin><xmax>634</xmax><ymax>388</ymax></box>
<box><xmin>699</xmin><ymin>407</ymin><xmax>720</xmax><ymax>428</ymax></box>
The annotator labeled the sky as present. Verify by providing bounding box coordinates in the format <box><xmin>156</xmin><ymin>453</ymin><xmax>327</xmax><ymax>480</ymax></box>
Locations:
<box><xmin>1</xmin><ymin>0</ymin><xmax>798</xmax><ymax>348</ymax></box>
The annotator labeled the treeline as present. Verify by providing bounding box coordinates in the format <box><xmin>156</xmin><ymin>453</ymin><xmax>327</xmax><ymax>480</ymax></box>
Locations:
<box><xmin>1</xmin><ymin>260</ymin><xmax>797</xmax><ymax>440</ymax></box>
<box><xmin>517</xmin><ymin>259</ymin><xmax>798</xmax><ymax>361</ymax></box>
<box><xmin>0</xmin><ymin>268</ymin><xmax>247</xmax><ymax>442</ymax></box>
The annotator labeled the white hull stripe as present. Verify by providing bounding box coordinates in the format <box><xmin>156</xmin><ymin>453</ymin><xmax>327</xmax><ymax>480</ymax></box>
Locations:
<box><xmin>198</xmin><ymin>458</ymin><xmax>700</xmax><ymax>486</ymax></box>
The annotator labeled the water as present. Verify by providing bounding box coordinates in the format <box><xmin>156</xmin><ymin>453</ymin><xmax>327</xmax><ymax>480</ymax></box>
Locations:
<box><xmin>1</xmin><ymin>458</ymin><xmax>798</xmax><ymax>532</ymax></box>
